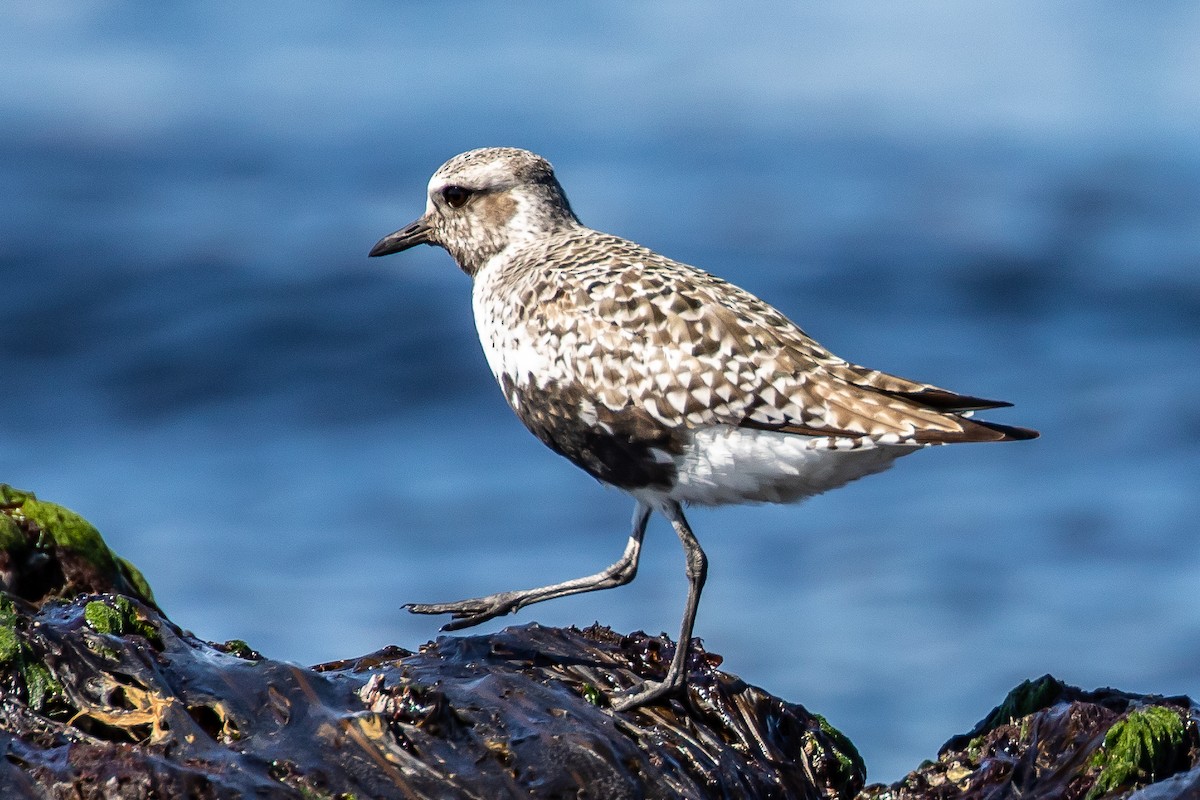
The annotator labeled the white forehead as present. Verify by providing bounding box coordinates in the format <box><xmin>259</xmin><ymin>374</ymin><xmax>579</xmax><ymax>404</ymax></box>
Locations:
<box><xmin>427</xmin><ymin>163</ymin><xmax>492</xmax><ymax>195</ymax></box>
<box><xmin>427</xmin><ymin>159</ymin><xmax>518</xmax><ymax>197</ymax></box>
<box><xmin>425</xmin><ymin>147</ymin><xmax>552</xmax><ymax>195</ymax></box>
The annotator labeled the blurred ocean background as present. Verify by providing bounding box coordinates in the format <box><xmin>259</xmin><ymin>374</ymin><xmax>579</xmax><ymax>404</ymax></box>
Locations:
<box><xmin>2</xmin><ymin>1</ymin><xmax>1198</xmax><ymax>782</ymax></box>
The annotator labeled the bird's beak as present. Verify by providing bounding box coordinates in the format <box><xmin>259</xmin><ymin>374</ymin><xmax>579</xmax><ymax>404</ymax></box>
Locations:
<box><xmin>369</xmin><ymin>217</ymin><xmax>434</xmax><ymax>257</ymax></box>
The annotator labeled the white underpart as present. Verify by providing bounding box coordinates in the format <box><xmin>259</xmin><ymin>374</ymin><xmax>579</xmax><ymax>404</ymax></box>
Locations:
<box><xmin>639</xmin><ymin>426</ymin><xmax>921</xmax><ymax>507</ymax></box>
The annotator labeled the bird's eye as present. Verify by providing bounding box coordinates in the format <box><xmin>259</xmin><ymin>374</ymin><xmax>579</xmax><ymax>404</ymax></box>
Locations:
<box><xmin>442</xmin><ymin>185</ymin><xmax>473</xmax><ymax>209</ymax></box>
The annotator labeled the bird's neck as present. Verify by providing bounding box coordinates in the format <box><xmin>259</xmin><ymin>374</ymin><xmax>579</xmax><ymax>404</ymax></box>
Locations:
<box><xmin>456</xmin><ymin>215</ymin><xmax>582</xmax><ymax>279</ymax></box>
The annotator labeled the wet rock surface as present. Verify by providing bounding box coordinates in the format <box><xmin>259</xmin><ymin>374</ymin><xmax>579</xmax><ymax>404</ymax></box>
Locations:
<box><xmin>1</xmin><ymin>596</ymin><xmax>863</xmax><ymax>799</ymax></box>
<box><xmin>0</xmin><ymin>485</ymin><xmax>862</xmax><ymax>799</ymax></box>
<box><xmin>2</xmin><ymin>484</ymin><xmax>1199</xmax><ymax>799</ymax></box>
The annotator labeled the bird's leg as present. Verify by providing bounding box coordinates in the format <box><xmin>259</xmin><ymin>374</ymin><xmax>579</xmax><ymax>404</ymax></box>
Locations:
<box><xmin>611</xmin><ymin>501</ymin><xmax>707</xmax><ymax>711</ymax></box>
<box><xmin>406</xmin><ymin>502</ymin><xmax>652</xmax><ymax>631</ymax></box>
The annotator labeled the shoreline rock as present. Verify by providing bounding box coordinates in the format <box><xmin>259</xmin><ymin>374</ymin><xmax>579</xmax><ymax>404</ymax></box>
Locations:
<box><xmin>2</xmin><ymin>484</ymin><xmax>1198</xmax><ymax>799</ymax></box>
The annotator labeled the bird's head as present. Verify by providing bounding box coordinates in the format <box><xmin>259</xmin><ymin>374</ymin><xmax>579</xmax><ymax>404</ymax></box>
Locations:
<box><xmin>369</xmin><ymin>147</ymin><xmax>579</xmax><ymax>276</ymax></box>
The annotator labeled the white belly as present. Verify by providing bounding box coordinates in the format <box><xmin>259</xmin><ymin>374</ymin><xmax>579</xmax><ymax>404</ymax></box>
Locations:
<box><xmin>642</xmin><ymin>426</ymin><xmax>921</xmax><ymax>507</ymax></box>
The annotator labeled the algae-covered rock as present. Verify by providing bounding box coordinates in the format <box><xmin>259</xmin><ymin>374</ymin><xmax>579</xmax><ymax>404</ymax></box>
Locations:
<box><xmin>0</xmin><ymin>484</ymin><xmax>154</xmax><ymax>607</ymax></box>
<box><xmin>860</xmin><ymin>676</ymin><xmax>1200</xmax><ymax>800</ymax></box>
<box><xmin>1088</xmin><ymin>705</ymin><xmax>1192</xmax><ymax>799</ymax></box>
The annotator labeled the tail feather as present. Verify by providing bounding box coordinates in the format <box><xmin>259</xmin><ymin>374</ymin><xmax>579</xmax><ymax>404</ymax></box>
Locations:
<box><xmin>837</xmin><ymin>363</ymin><xmax>1016</xmax><ymax>412</ymax></box>
<box><xmin>838</xmin><ymin>366</ymin><xmax>1038</xmax><ymax>441</ymax></box>
<box><xmin>912</xmin><ymin>416</ymin><xmax>1040</xmax><ymax>444</ymax></box>
<box><xmin>883</xmin><ymin>387</ymin><xmax>1013</xmax><ymax>413</ymax></box>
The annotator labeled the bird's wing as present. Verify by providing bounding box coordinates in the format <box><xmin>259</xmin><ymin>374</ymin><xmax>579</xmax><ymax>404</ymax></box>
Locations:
<box><xmin>528</xmin><ymin>232</ymin><xmax>1036</xmax><ymax>445</ymax></box>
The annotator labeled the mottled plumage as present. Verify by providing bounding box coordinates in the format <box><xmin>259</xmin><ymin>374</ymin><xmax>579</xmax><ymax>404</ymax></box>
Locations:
<box><xmin>370</xmin><ymin>147</ymin><xmax>1037</xmax><ymax>710</ymax></box>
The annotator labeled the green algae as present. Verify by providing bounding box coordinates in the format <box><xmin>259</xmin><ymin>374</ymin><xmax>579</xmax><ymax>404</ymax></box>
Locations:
<box><xmin>0</xmin><ymin>594</ymin><xmax>21</xmax><ymax>664</ymax></box>
<box><xmin>0</xmin><ymin>620</ymin><xmax>20</xmax><ymax>664</ymax></box>
<box><xmin>0</xmin><ymin>594</ymin><xmax>63</xmax><ymax>712</ymax></box>
<box><xmin>1087</xmin><ymin>705</ymin><xmax>1189</xmax><ymax>799</ymax></box>
<box><xmin>222</xmin><ymin>639</ymin><xmax>260</xmax><ymax>660</ymax></box>
<box><xmin>580</xmin><ymin>682</ymin><xmax>602</xmax><ymax>705</ymax></box>
<box><xmin>23</xmin><ymin>662</ymin><xmax>62</xmax><ymax>711</ymax></box>
<box><xmin>979</xmin><ymin>674</ymin><xmax>1066</xmax><ymax>733</ymax></box>
<box><xmin>809</xmin><ymin>712</ymin><xmax>866</xmax><ymax>792</ymax></box>
<box><xmin>0</xmin><ymin>511</ymin><xmax>24</xmax><ymax>550</ymax></box>
<box><xmin>0</xmin><ymin>592</ymin><xmax>21</xmax><ymax>662</ymax></box>
<box><xmin>84</xmin><ymin>596</ymin><xmax>160</xmax><ymax>643</ymax></box>
<box><xmin>84</xmin><ymin>599</ymin><xmax>128</xmax><ymax>635</ymax></box>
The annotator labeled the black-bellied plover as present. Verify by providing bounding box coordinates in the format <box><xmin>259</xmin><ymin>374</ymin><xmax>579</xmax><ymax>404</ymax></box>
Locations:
<box><xmin>370</xmin><ymin>147</ymin><xmax>1038</xmax><ymax>711</ymax></box>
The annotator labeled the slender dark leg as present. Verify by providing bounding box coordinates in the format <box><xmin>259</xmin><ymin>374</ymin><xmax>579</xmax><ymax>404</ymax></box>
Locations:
<box><xmin>611</xmin><ymin>500</ymin><xmax>707</xmax><ymax>711</ymax></box>
<box><xmin>406</xmin><ymin>502</ymin><xmax>653</xmax><ymax>631</ymax></box>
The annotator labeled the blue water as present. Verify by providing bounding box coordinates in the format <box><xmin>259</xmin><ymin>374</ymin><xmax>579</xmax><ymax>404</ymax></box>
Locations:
<box><xmin>3</xmin><ymin>2</ymin><xmax>1199</xmax><ymax>782</ymax></box>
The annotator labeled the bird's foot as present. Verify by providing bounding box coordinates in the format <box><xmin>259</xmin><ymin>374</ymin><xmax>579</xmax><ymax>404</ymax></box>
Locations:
<box><xmin>404</xmin><ymin>590</ymin><xmax>526</xmax><ymax>632</ymax></box>
<box><xmin>609</xmin><ymin>672</ymin><xmax>687</xmax><ymax>712</ymax></box>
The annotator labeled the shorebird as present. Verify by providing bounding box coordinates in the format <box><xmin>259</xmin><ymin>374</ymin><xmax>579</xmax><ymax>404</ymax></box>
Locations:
<box><xmin>369</xmin><ymin>147</ymin><xmax>1037</xmax><ymax>711</ymax></box>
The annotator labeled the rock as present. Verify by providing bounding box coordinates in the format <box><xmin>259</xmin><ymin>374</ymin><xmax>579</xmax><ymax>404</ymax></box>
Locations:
<box><xmin>3</xmin><ymin>484</ymin><xmax>1199</xmax><ymax>799</ymax></box>
<box><xmin>1</xmin><ymin>596</ymin><xmax>864</xmax><ymax>799</ymax></box>
<box><xmin>862</xmin><ymin>676</ymin><xmax>1200</xmax><ymax>799</ymax></box>
<box><xmin>0</xmin><ymin>485</ymin><xmax>863</xmax><ymax>799</ymax></box>
<box><xmin>0</xmin><ymin>485</ymin><xmax>154</xmax><ymax>608</ymax></box>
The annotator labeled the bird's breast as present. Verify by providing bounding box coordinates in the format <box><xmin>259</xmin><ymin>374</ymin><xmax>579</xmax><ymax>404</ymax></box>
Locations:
<box><xmin>471</xmin><ymin>268</ymin><xmax>682</xmax><ymax>491</ymax></box>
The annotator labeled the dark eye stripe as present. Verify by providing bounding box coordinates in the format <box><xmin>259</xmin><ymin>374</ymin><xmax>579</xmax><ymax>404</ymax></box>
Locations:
<box><xmin>442</xmin><ymin>185</ymin><xmax>472</xmax><ymax>209</ymax></box>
